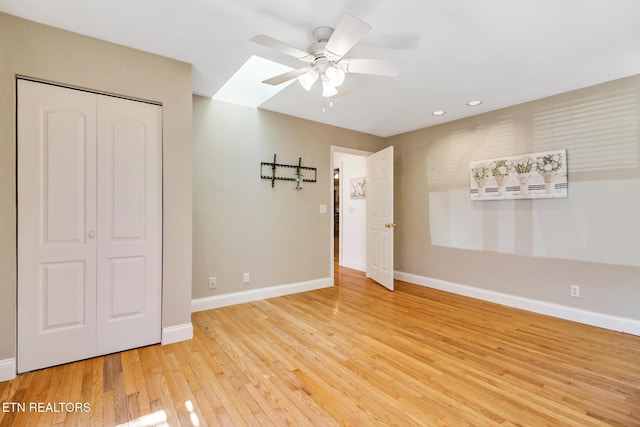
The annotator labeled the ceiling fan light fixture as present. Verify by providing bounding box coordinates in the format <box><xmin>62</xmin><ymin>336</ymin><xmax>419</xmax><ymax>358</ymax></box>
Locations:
<box><xmin>324</xmin><ymin>65</ymin><xmax>345</xmax><ymax>87</ymax></box>
<box><xmin>322</xmin><ymin>79</ymin><xmax>338</xmax><ymax>98</ymax></box>
<box><xmin>252</xmin><ymin>13</ymin><xmax>399</xmax><ymax>102</ymax></box>
<box><xmin>298</xmin><ymin>69</ymin><xmax>319</xmax><ymax>91</ymax></box>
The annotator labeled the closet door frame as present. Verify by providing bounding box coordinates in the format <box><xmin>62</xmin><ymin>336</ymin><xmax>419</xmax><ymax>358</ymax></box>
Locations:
<box><xmin>17</xmin><ymin>78</ymin><xmax>163</xmax><ymax>373</ymax></box>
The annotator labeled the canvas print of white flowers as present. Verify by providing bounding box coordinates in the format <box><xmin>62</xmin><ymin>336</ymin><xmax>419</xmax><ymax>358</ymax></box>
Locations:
<box><xmin>470</xmin><ymin>149</ymin><xmax>567</xmax><ymax>200</ymax></box>
<box><xmin>350</xmin><ymin>177</ymin><xmax>366</xmax><ymax>199</ymax></box>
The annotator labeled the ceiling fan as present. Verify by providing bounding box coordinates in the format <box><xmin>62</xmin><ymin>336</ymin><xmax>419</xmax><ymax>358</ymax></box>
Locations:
<box><xmin>251</xmin><ymin>13</ymin><xmax>400</xmax><ymax>98</ymax></box>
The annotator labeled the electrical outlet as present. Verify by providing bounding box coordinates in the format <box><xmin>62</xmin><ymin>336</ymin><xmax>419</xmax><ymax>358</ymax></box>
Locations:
<box><xmin>570</xmin><ymin>285</ymin><xmax>580</xmax><ymax>298</ymax></box>
<box><xmin>208</xmin><ymin>277</ymin><xmax>217</xmax><ymax>289</ymax></box>
<box><xmin>243</xmin><ymin>273</ymin><xmax>250</xmax><ymax>284</ymax></box>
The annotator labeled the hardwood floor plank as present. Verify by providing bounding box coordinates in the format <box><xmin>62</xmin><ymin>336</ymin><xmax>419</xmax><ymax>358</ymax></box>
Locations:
<box><xmin>89</xmin><ymin>358</ymin><xmax>104</xmax><ymax>427</ymax></box>
<box><xmin>155</xmin><ymin>350</ymin><xmax>198</xmax><ymax>426</ymax></box>
<box><xmin>102</xmin><ymin>354</ymin><xmax>113</xmax><ymax>394</ymax></box>
<box><xmin>120</xmin><ymin>350</ymin><xmax>138</xmax><ymax>398</ymax></box>
<box><xmin>110</xmin><ymin>362</ymin><xmax>128</xmax><ymax>426</ymax></box>
<box><xmin>128</xmin><ymin>350</ymin><xmax>152</xmax><ymax>416</ymax></box>
<box><xmin>137</xmin><ymin>345</ymin><xmax>163</xmax><ymax>406</ymax></box>
<box><xmin>2</xmin><ymin>263</ymin><xmax>640</xmax><ymax>425</ymax></box>
<box><xmin>101</xmin><ymin>390</ymin><xmax>115</xmax><ymax>427</ymax></box>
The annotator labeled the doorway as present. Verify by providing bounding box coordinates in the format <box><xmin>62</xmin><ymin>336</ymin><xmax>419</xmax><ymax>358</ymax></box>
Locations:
<box><xmin>330</xmin><ymin>145</ymin><xmax>395</xmax><ymax>290</ymax></box>
<box><xmin>331</xmin><ymin>147</ymin><xmax>370</xmax><ymax>275</ymax></box>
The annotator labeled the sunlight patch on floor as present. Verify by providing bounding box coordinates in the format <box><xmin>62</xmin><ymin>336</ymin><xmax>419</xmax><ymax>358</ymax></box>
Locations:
<box><xmin>117</xmin><ymin>409</ymin><xmax>168</xmax><ymax>427</ymax></box>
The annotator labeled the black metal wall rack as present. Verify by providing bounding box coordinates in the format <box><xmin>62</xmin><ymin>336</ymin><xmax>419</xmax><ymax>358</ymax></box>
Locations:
<box><xmin>260</xmin><ymin>154</ymin><xmax>317</xmax><ymax>188</ymax></box>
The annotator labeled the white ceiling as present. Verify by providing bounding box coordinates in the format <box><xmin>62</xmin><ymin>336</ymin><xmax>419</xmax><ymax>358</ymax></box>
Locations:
<box><xmin>2</xmin><ymin>0</ymin><xmax>640</xmax><ymax>137</ymax></box>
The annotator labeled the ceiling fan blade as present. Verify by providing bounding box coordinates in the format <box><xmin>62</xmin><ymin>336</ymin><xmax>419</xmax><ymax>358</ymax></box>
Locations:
<box><xmin>262</xmin><ymin>68</ymin><xmax>309</xmax><ymax>85</ymax></box>
<box><xmin>251</xmin><ymin>34</ymin><xmax>315</xmax><ymax>62</ymax></box>
<box><xmin>340</xmin><ymin>58</ymin><xmax>401</xmax><ymax>76</ymax></box>
<box><xmin>324</xmin><ymin>14</ymin><xmax>372</xmax><ymax>60</ymax></box>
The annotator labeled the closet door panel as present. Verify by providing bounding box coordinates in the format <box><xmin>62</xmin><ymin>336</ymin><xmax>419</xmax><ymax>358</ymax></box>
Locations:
<box><xmin>111</xmin><ymin>119</ymin><xmax>147</xmax><ymax>239</ymax></box>
<box><xmin>109</xmin><ymin>256</ymin><xmax>146</xmax><ymax>317</ymax></box>
<box><xmin>17</xmin><ymin>80</ymin><xmax>98</xmax><ymax>373</ymax></box>
<box><xmin>96</xmin><ymin>95</ymin><xmax>162</xmax><ymax>354</ymax></box>
<box><xmin>44</xmin><ymin>111</ymin><xmax>88</xmax><ymax>243</ymax></box>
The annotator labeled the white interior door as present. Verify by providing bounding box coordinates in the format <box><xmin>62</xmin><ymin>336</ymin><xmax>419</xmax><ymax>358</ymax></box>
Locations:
<box><xmin>96</xmin><ymin>95</ymin><xmax>162</xmax><ymax>354</ymax></box>
<box><xmin>17</xmin><ymin>80</ymin><xmax>162</xmax><ymax>373</ymax></box>
<box><xmin>18</xmin><ymin>81</ymin><xmax>99</xmax><ymax>372</ymax></box>
<box><xmin>366</xmin><ymin>146</ymin><xmax>395</xmax><ymax>290</ymax></box>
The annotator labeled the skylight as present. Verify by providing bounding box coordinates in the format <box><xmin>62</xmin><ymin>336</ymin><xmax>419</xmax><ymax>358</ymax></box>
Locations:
<box><xmin>212</xmin><ymin>55</ymin><xmax>295</xmax><ymax>107</ymax></box>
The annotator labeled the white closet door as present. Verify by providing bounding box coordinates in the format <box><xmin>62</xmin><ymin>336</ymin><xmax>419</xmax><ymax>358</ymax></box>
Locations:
<box><xmin>96</xmin><ymin>95</ymin><xmax>162</xmax><ymax>354</ymax></box>
<box><xmin>17</xmin><ymin>80</ymin><xmax>98</xmax><ymax>372</ymax></box>
<box><xmin>17</xmin><ymin>80</ymin><xmax>162</xmax><ymax>373</ymax></box>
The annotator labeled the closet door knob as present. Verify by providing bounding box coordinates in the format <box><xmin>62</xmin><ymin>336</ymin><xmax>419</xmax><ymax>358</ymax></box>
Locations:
<box><xmin>88</xmin><ymin>231</ymin><xmax>95</xmax><ymax>238</ymax></box>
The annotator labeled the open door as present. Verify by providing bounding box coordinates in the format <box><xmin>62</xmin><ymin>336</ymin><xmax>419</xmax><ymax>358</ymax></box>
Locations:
<box><xmin>366</xmin><ymin>146</ymin><xmax>395</xmax><ymax>290</ymax></box>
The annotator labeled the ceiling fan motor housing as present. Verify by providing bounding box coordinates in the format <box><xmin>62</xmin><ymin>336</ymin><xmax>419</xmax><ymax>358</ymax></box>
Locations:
<box><xmin>312</xmin><ymin>26</ymin><xmax>334</xmax><ymax>43</ymax></box>
<box><xmin>311</xmin><ymin>26</ymin><xmax>343</xmax><ymax>60</ymax></box>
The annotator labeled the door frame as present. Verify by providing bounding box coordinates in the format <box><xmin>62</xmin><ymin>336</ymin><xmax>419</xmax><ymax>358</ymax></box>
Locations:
<box><xmin>16</xmin><ymin>75</ymin><xmax>161</xmax><ymax>106</ymax></box>
<box><xmin>329</xmin><ymin>145</ymin><xmax>373</xmax><ymax>284</ymax></box>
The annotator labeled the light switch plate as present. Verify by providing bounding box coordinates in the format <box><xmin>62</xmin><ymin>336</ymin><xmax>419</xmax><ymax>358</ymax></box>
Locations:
<box><xmin>320</xmin><ymin>204</ymin><xmax>328</xmax><ymax>214</ymax></box>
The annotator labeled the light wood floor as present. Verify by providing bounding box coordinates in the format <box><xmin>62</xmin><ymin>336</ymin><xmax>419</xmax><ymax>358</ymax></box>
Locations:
<box><xmin>2</xmin><ymin>264</ymin><xmax>639</xmax><ymax>426</ymax></box>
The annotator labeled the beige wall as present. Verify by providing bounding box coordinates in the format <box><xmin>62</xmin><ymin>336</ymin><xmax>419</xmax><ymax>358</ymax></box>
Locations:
<box><xmin>386</xmin><ymin>75</ymin><xmax>640</xmax><ymax>319</ymax></box>
<box><xmin>0</xmin><ymin>13</ymin><xmax>193</xmax><ymax>360</ymax></box>
<box><xmin>192</xmin><ymin>96</ymin><xmax>382</xmax><ymax>299</ymax></box>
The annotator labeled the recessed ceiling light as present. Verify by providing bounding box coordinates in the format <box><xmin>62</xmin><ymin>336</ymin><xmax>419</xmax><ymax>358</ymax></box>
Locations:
<box><xmin>466</xmin><ymin>100</ymin><xmax>483</xmax><ymax>106</ymax></box>
<box><xmin>432</xmin><ymin>110</ymin><xmax>446</xmax><ymax>116</ymax></box>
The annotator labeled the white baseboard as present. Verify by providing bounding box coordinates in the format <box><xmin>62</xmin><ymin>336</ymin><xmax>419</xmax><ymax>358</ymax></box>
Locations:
<box><xmin>192</xmin><ymin>277</ymin><xmax>332</xmax><ymax>312</ymax></box>
<box><xmin>340</xmin><ymin>259</ymin><xmax>366</xmax><ymax>272</ymax></box>
<box><xmin>0</xmin><ymin>358</ymin><xmax>16</xmax><ymax>382</ymax></box>
<box><xmin>395</xmin><ymin>271</ymin><xmax>640</xmax><ymax>337</ymax></box>
<box><xmin>162</xmin><ymin>323</ymin><xmax>193</xmax><ymax>345</ymax></box>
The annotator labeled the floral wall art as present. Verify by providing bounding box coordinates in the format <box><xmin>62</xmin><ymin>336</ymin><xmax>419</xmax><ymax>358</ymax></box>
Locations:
<box><xmin>350</xmin><ymin>177</ymin><xmax>366</xmax><ymax>199</ymax></box>
<box><xmin>470</xmin><ymin>149</ymin><xmax>567</xmax><ymax>200</ymax></box>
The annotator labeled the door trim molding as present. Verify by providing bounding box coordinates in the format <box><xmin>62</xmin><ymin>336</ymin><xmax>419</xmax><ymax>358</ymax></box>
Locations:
<box><xmin>330</xmin><ymin>146</ymin><xmax>373</xmax><ymax>286</ymax></box>
<box><xmin>16</xmin><ymin>75</ymin><xmax>162</xmax><ymax>106</ymax></box>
